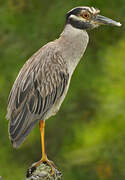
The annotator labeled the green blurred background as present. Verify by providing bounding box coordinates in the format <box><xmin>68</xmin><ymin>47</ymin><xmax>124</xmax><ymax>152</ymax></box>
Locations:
<box><xmin>0</xmin><ymin>0</ymin><xmax>125</xmax><ymax>179</ymax></box>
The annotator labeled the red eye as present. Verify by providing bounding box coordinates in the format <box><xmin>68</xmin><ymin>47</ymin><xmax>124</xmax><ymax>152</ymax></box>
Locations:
<box><xmin>82</xmin><ymin>12</ymin><xmax>91</xmax><ymax>20</ymax></box>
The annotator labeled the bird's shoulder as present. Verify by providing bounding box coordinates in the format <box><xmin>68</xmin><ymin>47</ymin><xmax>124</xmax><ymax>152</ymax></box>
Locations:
<box><xmin>10</xmin><ymin>40</ymin><xmax>67</xmax><ymax>90</ymax></box>
<box><xmin>20</xmin><ymin>40</ymin><xmax>67</xmax><ymax>75</ymax></box>
<box><xmin>19</xmin><ymin>40</ymin><xmax>68</xmax><ymax>87</ymax></box>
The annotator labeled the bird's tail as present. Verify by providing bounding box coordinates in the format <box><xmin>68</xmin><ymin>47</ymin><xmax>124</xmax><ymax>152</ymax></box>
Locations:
<box><xmin>8</xmin><ymin>105</ymin><xmax>39</xmax><ymax>148</ymax></box>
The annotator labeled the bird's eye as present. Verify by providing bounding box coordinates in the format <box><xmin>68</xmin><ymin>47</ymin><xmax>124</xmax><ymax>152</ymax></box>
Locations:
<box><xmin>82</xmin><ymin>12</ymin><xmax>91</xmax><ymax>20</ymax></box>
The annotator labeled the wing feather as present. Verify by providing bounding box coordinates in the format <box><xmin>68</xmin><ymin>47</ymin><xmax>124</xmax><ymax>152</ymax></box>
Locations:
<box><xmin>6</xmin><ymin>43</ymin><xmax>69</xmax><ymax>148</ymax></box>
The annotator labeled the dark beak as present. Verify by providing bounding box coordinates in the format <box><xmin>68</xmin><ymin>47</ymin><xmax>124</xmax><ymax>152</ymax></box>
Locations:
<box><xmin>95</xmin><ymin>15</ymin><xmax>122</xmax><ymax>27</ymax></box>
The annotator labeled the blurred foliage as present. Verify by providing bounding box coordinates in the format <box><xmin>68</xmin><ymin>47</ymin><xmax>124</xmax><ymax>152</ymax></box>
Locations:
<box><xmin>0</xmin><ymin>0</ymin><xmax>125</xmax><ymax>179</ymax></box>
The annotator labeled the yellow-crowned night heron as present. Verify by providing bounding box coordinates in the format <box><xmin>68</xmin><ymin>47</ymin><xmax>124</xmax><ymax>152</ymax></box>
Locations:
<box><xmin>6</xmin><ymin>6</ymin><xmax>121</xmax><ymax>173</ymax></box>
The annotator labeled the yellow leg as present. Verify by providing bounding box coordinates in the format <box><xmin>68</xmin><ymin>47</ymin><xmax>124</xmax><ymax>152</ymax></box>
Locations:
<box><xmin>34</xmin><ymin>120</ymin><xmax>56</xmax><ymax>174</ymax></box>
<box><xmin>40</xmin><ymin>120</ymin><xmax>47</xmax><ymax>161</ymax></box>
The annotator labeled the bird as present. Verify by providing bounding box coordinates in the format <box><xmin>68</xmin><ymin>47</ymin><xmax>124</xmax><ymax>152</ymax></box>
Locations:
<box><xmin>6</xmin><ymin>6</ymin><xmax>121</xmax><ymax>173</ymax></box>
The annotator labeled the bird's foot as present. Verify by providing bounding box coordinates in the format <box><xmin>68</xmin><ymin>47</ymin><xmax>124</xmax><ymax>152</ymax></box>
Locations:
<box><xmin>34</xmin><ymin>156</ymin><xmax>56</xmax><ymax>175</ymax></box>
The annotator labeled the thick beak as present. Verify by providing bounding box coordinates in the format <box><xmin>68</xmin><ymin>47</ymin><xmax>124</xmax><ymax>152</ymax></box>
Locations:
<box><xmin>95</xmin><ymin>15</ymin><xmax>122</xmax><ymax>27</ymax></box>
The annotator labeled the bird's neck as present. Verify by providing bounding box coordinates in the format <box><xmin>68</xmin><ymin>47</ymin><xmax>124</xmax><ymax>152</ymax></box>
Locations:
<box><xmin>58</xmin><ymin>24</ymin><xmax>89</xmax><ymax>74</ymax></box>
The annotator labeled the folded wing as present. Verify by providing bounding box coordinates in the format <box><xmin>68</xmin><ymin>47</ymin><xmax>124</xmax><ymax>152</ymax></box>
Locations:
<box><xmin>6</xmin><ymin>44</ymin><xmax>69</xmax><ymax>148</ymax></box>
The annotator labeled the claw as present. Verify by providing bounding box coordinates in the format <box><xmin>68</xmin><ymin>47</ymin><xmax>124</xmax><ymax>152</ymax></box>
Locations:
<box><xmin>34</xmin><ymin>157</ymin><xmax>56</xmax><ymax>175</ymax></box>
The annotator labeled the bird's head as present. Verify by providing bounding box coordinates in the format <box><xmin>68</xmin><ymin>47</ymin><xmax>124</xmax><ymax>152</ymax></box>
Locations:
<box><xmin>66</xmin><ymin>6</ymin><xmax>122</xmax><ymax>30</ymax></box>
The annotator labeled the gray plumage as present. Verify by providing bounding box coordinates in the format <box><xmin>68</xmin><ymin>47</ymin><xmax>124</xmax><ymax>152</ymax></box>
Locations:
<box><xmin>6</xmin><ymin>6</ymin><xmax>121</xmax><ymax>148</ymax></box>
<box><xmin>7</xmin><ymin>25</ymin><xmax>88</xmax><ymax>148</ymax></box>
